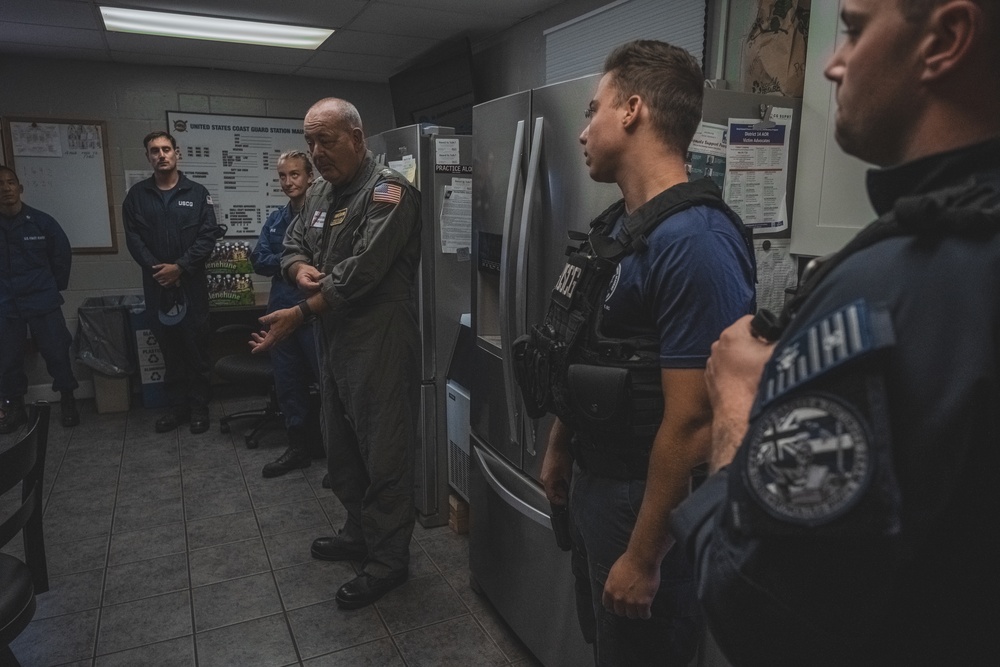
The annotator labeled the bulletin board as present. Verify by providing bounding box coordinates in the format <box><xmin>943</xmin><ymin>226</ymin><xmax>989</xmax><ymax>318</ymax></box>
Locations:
<box><xmin>165</xmin><ymin>111</ymin><xmax>306</xmax><ymax>237</ymax></box>
<box><xmin>1</xmin><ymin>117</ymin><xmax>117</xmax><ymax>253</ymax></box>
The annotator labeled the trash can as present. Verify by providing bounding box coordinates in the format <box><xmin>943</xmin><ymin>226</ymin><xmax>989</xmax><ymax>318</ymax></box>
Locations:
<box><xmin>74</xmin><ymin>296</ymin><xmax>145</xmax><ymax>413</ymax></box>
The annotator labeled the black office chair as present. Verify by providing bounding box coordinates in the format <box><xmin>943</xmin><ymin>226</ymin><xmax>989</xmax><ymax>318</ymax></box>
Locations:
<box><xmin>0</xmin><ymin>402</ymin><xmax>51</xmax><ymax>667</ymax></box>
<box><xmin>213</xmin><ymin>325</ymin><xmax>284</xmax><ymax>449</ymax></box>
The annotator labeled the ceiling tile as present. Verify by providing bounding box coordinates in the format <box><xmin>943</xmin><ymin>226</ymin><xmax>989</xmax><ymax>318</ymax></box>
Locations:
<box><xmin>1</xmin><ymin>0</ymin><xmax>102</xmax><ymax>30</ymax></box>
<box><xmin>0</xmin><ymin>0</ymin><xmax>569</xmax><ymax>81</ymax></box>
<box><xmin>319</xmin><ymin>29</ymin><xmax>438</xmax><ymax>59</ymax></box>
<box><xmin>372</xmin><ymin>0</ymin><xmax>566</xmax><ymax>19</ymax></box>
<box><xmin>347</xmin><ymin>3</ymin><xmax>507</xmax><ymax>40</ymax></box>
<box><xmin>0</xmin><ymin>22</ymin><xmax>107</xmax><ymax>50</ymax></box>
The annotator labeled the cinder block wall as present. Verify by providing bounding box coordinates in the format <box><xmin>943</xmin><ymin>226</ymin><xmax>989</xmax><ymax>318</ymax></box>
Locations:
<box><xmin>0</xmin><ymin>55</ymin><xmax>393</xmax><ymax>400</ymax></box>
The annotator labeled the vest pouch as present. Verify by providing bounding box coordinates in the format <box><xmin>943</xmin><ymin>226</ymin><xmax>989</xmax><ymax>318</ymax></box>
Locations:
<box><xmin>566</xmin><ymin>364</ymin><xmax>631</xmax><ymax>430</ymax></box>
<box><xmin>512</xmin><ymin>332</ymin><xmax>551</xmax><ymax>420</ymax></box>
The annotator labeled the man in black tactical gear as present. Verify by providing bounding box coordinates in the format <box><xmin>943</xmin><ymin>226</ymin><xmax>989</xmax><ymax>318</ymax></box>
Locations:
<box><xmin>671</xmin><ymin>1</ymin><xmax>1000</xmax><ymax>665</ymax></box>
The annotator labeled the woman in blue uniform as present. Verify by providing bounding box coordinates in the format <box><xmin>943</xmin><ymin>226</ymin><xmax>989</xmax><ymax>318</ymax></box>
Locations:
<box><xmin>251</xmin><ymin>151</ymin><xmax>322</xmax><ymax>477</ymax></box>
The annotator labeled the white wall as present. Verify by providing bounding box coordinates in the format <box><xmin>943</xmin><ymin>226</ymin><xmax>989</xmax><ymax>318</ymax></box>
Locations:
<box><xmin>0</xmin><ymin>55</ymin><xmax>392</xmax><ymax>398</ymax></box>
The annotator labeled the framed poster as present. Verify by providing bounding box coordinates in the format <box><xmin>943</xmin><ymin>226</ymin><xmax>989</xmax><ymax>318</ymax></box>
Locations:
<box><xmin>166</xmin><ymin>111</ymin><xmax>306</xmax><ymax>237</ymax></box>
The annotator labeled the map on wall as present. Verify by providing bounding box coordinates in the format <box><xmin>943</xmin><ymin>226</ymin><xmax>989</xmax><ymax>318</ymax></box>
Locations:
<box><xmin>166</xmin><ymin>111</ymin><xmax>306</xmax><ymax>237</ymax></box>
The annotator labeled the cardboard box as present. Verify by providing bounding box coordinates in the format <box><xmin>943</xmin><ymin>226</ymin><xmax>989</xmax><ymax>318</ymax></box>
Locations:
<box><xmin>93</xmin><ymin>373</ymin><xmax>130</xmax><ymax>414</ymax></box>
<box><xmin>449</xmin><ymin>494</ymin><xmax>469</xmax><ymax>534</ymax></box>
<box><xmin>449</xmin><ymin>494</ymin><xmax>469</xmax><ymax>515</ymax></box>
<box><xmin>449</xmin><ymin>516</ymin><xmax>469</xmax><ymax>535</ymax></box>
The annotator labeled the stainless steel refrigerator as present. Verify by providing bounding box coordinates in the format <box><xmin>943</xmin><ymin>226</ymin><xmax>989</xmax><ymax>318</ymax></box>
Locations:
<box><xmin>368</xmin><ymin>125</ymin><xmax>473</xmax><ymax>528</ymax></box>
<box><xmin>469</xmin><ymin>73</ymin><xmax>616</xmax><ymax>667</ymax></box>
<box><xmin>469</xmin><ymin>76</ymin><xmax>802</xmax><ymax>666</ymax></box>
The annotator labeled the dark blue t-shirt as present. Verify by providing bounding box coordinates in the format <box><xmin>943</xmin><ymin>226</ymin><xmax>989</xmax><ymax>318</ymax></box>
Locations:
<box><xmin>601</xmin><ymin>204</ymin><xmax>756</xmax><ymax>368</ymax></box>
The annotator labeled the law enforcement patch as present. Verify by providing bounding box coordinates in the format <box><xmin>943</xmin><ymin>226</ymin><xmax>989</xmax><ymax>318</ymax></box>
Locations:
<box><xmin>745</xmin><ymin>393</ymin><xmax>872</xmax><ymax>525</ymax></box>
<box><xmin>758</xmin><ymin>299</ymin><xmax>894</xmax><ymax>409</ymax></box>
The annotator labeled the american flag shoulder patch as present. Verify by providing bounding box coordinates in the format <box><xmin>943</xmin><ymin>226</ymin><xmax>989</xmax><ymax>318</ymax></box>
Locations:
<box><xmin>372</xmin><ymin>181</ymin><xmax>403</xmax><ymax>205</ymax></box>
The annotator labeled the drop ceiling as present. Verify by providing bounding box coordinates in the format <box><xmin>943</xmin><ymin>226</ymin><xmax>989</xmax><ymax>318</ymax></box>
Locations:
<box><xmin>0</xmin><ymin>0</ymin><xmax>569</xmax><ymax>81</ymax></box>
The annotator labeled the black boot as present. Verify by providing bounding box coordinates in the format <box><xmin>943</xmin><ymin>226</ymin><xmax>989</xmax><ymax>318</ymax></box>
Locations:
<box><xmin>262</xmin><ymin>427</ymin><xmax>312</xmax><ymax>478</ymax></box>
<box><xmin>60</xmin><ymin>391</ymin><xmax>80</xmax><ymax>427</ymax></box>
<box><xmin>0</xmin><ymin>398</ymin><xmax>27</xmax><ymax>434</ymax></box>
<box><xmin>261</xmin><ymin>445</ymin><xmax>311</xmax><ymax>478</ymax></box>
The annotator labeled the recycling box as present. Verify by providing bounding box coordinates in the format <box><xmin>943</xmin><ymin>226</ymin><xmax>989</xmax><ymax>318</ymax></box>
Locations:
<box><xmin>129</xmin><ymin>307</ymin><xmax>169</xmax><ymax>409</ymax></box>
<box><xmin>93</xmin><ymin>374</ymin><xmax>131</xmax><ymax>414</ymax></box>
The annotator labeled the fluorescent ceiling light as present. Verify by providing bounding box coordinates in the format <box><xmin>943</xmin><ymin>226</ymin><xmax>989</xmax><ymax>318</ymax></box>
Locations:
<box><xmin>99</xmin><ymin>6</ymin><xmax>333</xmax><ymax>50</ymax></box>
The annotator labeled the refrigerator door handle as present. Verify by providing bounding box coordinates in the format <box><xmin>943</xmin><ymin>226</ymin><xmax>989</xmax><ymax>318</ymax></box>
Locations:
<box><xmin>474</xmin><ymin>446</ymin><xmax>551</xmax><ymax>528</ymax></box>
<box><xmin>517</xmin><ymin>116</ymin><xmax>545</xmax><ymax>456</ymax></box>
<box><xmin>499</xmin><ymin>120</ymin><xmax>526</xmax><ymax>450</ymax></box>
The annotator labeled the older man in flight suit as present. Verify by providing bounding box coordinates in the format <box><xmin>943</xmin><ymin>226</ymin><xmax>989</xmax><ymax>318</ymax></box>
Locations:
<box><xmin>251</xmin><ymin>98</ymin><xmax>421</xmax><ymax>610</ymax></box>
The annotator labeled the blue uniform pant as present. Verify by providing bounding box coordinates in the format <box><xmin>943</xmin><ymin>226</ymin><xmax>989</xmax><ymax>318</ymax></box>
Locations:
<box><xmin>270</xmin><ymin>320</ymin><xmax>320</xmax><ymax>429</ymax></box>
<box><xmin>0</xmin><ymin>309</ymin><xmax>78</xmax><ymax>400</ymax></box>
<box><xmin>152</xmin><ymin>312</ymin><xmax>211</xmax><ymax>415</ymax></box>
<box><xmin>569</xmin><ymin>465</ymin><xmax>702</xmax><ymax>667</ymax></box>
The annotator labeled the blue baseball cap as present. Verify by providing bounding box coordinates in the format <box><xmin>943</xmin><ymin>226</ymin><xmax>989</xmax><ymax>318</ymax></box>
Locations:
<box><xmin>158</xmin><ymin>286</ymin><xmax>187</xmax><ymax>325</ymax></box>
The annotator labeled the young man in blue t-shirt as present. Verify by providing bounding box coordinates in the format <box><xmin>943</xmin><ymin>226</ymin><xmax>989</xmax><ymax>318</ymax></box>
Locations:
<box><xmin>539</xmin><ymin>40</ymin><xmax>756</xmax><ymax>665</ymax></box>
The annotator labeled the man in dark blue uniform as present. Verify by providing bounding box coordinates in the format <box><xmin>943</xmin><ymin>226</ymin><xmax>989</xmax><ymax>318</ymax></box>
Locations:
<box><xmin>123</xmin><ymin>132</ymin><xmax>223</xmax><ymax>434</ymax></box>
<box><xmin>250</xmin><ymin>150</ymin><xmax>321</xmax><ymax>477</ymax></box>
<box><xmin>0</xmin><ymin>165</ymin><xmax>80</xmax><ymax>432</ymax></box>
<box><xmin>671</xmin><ymin>1</ymin><xmax>1000</xmax><ymax>665</ymax></box>
<box><xmin>534</xmin><ymin>41</ymin><xmax>756</xmax><ymax>665</ymax></box>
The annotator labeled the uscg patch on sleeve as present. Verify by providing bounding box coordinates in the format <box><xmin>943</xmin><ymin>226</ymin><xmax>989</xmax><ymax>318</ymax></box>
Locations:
<box><xmin>745</xmin><ymin>393</ymin><xmax>872</xmax><ymax>525</ymax></box>
<box><xmin>757</xmin><ymin>299</ymin><xmax>894</xmax><ymax>409</ymax></box>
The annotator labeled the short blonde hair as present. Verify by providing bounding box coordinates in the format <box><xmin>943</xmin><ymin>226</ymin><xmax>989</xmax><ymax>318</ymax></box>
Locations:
<box><xmin>277</xmin><ymin>150</ymin><xmax>313</xmax><ymax>175</ymax></box>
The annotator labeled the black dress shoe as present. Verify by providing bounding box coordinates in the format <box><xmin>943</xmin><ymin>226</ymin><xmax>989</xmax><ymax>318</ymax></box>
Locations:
<box><xmin>336</xmin><ymin>570</ymin><xmax>408</xmax><ymax>609</ymax></box>
<box><xmin>189</xmin><ymin>415</ymin><xmax>210</xmax><ymax>434</ymax></box>
<box><xmin>154</xmin><ymin>412</ymin><xmax>188</xmax><ymax>433</ymax></box>
<box><xmin>311</xmin><ymin>534</ymin><xmax>367</xmax><ymax>562</ymax></box>
<box><xmin>261</xmin><ymin>446</ymin><xmax>311</xmax><ymax>478</ymax></box>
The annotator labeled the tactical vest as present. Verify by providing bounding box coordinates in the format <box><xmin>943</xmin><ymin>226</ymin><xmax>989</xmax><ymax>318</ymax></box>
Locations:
<box><xmin>513</xmin><ymin>178</ymin><xmax>754</xmax><ymax>465</ymax></box>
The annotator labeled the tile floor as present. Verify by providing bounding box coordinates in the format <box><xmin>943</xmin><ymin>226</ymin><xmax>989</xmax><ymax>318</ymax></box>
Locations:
<box><xmin>1</xmin><ymin>395</ymin><xmax>542</xmax><ymax>667</ymax></box>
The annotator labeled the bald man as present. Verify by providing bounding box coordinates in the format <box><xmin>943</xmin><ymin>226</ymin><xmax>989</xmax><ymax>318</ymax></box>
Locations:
<box><xmin>251</xmin><ymin>99</ymin><xmax>421</xmax><ymax>609</ymax></box>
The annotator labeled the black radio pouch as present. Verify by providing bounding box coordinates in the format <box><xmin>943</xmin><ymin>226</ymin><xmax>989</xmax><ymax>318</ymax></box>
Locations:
<box><xmin>565</xmin><ymin>364</ymin><xmax>632</xmax><ymax>430</ymax></box>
